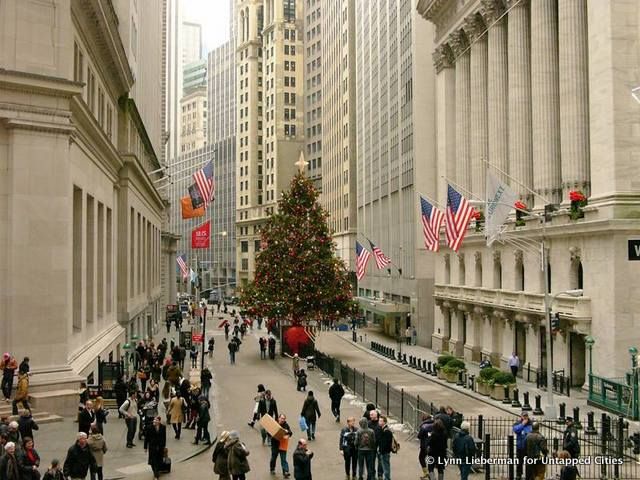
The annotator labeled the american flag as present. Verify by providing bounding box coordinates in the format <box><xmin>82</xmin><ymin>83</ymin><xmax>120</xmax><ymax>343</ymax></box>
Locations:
<box><xmin>355</xmin><ymin>241</ymin><xmax>372</xmax><ymax>281</ymax></box>
<box><xmin>420</xmin><ymin>195</ymin><xmax>445</xmax><ymax>252</ymax></box>
<box><xmin>193</xmin><ymin>160</ymin><xmax>215</xmax><ymax>206</ymax></box>
<box><xmin>176</xmin><ymin>254</ymin><xmax>188</xmax><ymax>279</ymax></box>
<box><xmin>368</xmin><ymin>240</ymin><xmax>391</xmax><ymax>269</ymax></box>
<box><xmin>445</xmin><ymin>185</ymin><xmax>474</xmax><ymax>252</ymax></box>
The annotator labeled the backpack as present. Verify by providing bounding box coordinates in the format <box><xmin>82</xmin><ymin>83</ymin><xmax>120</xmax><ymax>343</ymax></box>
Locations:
<box><xmin>342</xmin><ymin>429</ymin><xmax>356</xmax><ymax>449</ymax></box>
<box><xmin>391</xmin><ymin>432</ymin><xmax>400</xmax><ymax>454</ymax></box>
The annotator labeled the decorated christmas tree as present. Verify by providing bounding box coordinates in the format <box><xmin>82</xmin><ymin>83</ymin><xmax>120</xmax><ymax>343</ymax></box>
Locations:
<box><xmin>240</xmin><ymin>171</ymin><xmax>357</xmax><ymax>334</ymax></box>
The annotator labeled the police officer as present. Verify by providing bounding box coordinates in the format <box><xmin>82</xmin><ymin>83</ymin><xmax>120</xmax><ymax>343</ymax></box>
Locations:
<box><xmin>562</xmin><ymin>417</ymin><xmax>580</xmax><ymax>458</ymax></box>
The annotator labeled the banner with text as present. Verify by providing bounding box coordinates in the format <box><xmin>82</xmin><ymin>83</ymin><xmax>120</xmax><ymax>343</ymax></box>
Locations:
<box><xmin>191</xmin><ymin>220</ymin><xmax>210</xmax><ymax>249</ymax></box>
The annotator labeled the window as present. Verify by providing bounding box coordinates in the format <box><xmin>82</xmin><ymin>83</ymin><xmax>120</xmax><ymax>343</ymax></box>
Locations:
<box><xmin>98</xmin><ymin>88</ymin><xmax>105</xmax><ymax>127</ymax></box>
<box><xmin>242</xmin><ymin>259</ymin><xmax>249</xmax><ymax>270</ymax></box>
<box><xmin>73</xmin><ymin>42</ymin><xmax>84</xmax><ymax>82</ymax></box>
<box><xmin>87</xmin><ymin>69</ymin><xmax>96</xmax><ymax>112</ymax></box>
<box><xmin>106</xmin><ymin>105</ymin><xmax>113</xmax><ymax>139</ymax></box>
<box><xmin>284</xmin><ymin>0</ymin><xmax>296</xmax><ymax>21</ymax></box>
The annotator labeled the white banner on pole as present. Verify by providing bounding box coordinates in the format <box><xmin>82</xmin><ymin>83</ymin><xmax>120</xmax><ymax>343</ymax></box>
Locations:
<box><xmin>485</xmin><ymin>170</ymin><xmax>517</xmax><ymax>246</ymax></box>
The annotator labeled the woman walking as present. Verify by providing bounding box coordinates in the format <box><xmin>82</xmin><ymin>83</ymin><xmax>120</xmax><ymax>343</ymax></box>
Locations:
<box><xmin>167</xmin><ymin>392</ymin><xmax>186</xmax><ymax>440</ymax></box>
<box><xmin>94</xmin><ymin>397</ymin><xmax>108</xmax><ymax>435</ymax></box>
<box><xmin>144</xmin><ymin>416</ymin><xmax>166</xmax><ymax>480</ymax></box>
<box><xmin>300</xmin><ymin>391</ymin><xmax>321</xmax><ymax>441</ymax></box>
<box><xmin>211</xmin><ymin>431</ymin><xmax>230</xmax><ymax>480</ymax></box>
<box><xmin>87</xmin><ymin>425</ymin><xmax>107</xmax><ymax>480</ymax></box>
<box><xmin>17</xmin><ymin>437</ymin><xmax>40</xmax><ymax>480</ymax></box>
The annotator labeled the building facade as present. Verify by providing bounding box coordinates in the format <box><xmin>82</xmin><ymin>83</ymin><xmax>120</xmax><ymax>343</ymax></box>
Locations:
<box><xmin>183</xmin><ymin>58</ymin><xmax>208</xmax><ymax>94</ymax></box>
<box><xmin>304</xmin><ymin>0</ymin><xmax>323</xmax><ymax>190</ymax></box>
<box><xmin>182</xmin><ymin>20</ymin><xmax>203</xmax><ymax>65</ymax></box>
<box><xmin>163</xmin><ymin>0</ymin><xmax>185</xmax><ymax>165</ymax></box>
<box><xmin>235</xmin><ymin>0</ymin><xmax>306</xmax><ymax>286</ymax></box>
<box><xmin>180</xmin><ymin>86</ymin><xmax>208</xmax><ymax>153</ymax></box>
<box><xmin>355</xmin><ymin>0</ymin><xmax>437</xmax><ymax>344</ymax></box>
<box><xmin>418</xmin><ymin>0</ymin><xmax>640</xmax><ymax>381</ymax></box>
<box><xmin>0</xmin><ymin>0</ymin><xmax>169</xmax><ymax>404</ymax></box>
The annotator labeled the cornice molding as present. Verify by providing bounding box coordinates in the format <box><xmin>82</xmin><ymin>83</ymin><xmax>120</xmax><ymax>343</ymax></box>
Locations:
<box><xmin>433</xmin><ymin>44</ymin><xmax>455</xmax><ymax>72</ymax></box>
<box><xmin>417</xmin><ymin>0</ymin><xmax>448</xmax><ymax>21</ymax></box>
<box><xmin>2</xmin><ymin>118</ymin><xmax>75</xmax><ymax>135</ymax></box>
<box><xmin>119</xmin><ymin>156</ymin><xmax>166</xmax><ymax>213</ymax></box>
<box><xmin>463</xmin><ymin>13</ymin><xmax>487</xmax><ymax>42</ymax></box>
<box><xmin>0</xmin><ymin>69</ymin><xmax>82</xmax><ymax>98</ymax></box>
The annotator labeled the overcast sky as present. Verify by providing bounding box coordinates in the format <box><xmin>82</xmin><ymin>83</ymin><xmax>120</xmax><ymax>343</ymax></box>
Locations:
<box><xmin>184</xmin><ymin>0</ymin><xmax>231</xmax><ymax>54</ymax></box>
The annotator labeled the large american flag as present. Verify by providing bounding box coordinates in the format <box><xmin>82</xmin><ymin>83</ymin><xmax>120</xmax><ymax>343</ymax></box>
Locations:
<box><xmin>193</xmin><ymin>160</ymin><xmax>215</xmax><ymax>206</ymax></box>
<box><xmin>368</xmin><ymin>240</ymin><xmax>391</xmax><ymax>269</ymax></box>
<box><xmin>420</xmin><ymin>195</ymin><xmax>445</xmax><ymax>252</ymax></box>
<box><xmin>176</xmin><ymin>254</ymin><xmax>188</xmax><ymax>279</ymax></box>
<box><xmin>445</xmin><ymin>185</ymin><xmax>474</xmax><ymax>252</ymax></box>
<box><xmin>355</xmin><ymin>241</ymin><xmax>372</xmax><ymax>281</ymax></box>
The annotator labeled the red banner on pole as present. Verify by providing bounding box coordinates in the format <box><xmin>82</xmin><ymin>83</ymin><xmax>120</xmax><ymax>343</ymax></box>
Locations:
<box><xmin>191</xmin><ymin>220</ymin><xmax>210</xmax><ymax>249</ymax></box>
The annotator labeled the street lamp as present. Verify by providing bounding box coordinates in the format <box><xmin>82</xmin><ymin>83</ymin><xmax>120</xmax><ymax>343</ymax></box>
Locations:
<box><xmin>585</xmin><ymin>335</ymin><xmax>595</xmax><ymax>375</ymax></box>
<box><xmin>544</xmin><ymin>288</ymin><xmax>583</xmax><ymax>418</ymax></box>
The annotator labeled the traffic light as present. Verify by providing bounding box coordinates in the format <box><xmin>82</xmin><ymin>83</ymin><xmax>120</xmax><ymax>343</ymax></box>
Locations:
<box><xmin>551</xmin><ymin>312</ymin><xmax>560</xmax><ymax>332</ymax></box>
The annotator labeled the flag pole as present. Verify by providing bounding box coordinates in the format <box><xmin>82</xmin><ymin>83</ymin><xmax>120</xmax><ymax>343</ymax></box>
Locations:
<box><xmin>363</xmin><ymin>235</ymin><xmax>402</xmax><ymax>275</ymax></box>
<box><xmin>418</xmin><ymin>191</ymin><xmax>445</xmax><ymax>210</ymax></box>
<box><xmin>482</xmin><ymin>158</ymin><xmax>551</xmax><ymax>205</ymax></box>
<box><xmin>440</xmin><ymin>175</ymin><xmax>482</xmax><ymax>202</ymax></box>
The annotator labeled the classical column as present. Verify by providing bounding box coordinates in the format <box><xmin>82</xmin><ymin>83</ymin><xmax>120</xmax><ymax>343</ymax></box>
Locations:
<box><xmin>507</xmin><ymin>0</ymin><xmax>533</xmax><ymax>202</ymax></box>
<box><xmin>464</xmin><ymin>14</ymin><xmax>489</xmax><ymax>199</ymax></box>
<box><xmin>531</xmin><ymin>0</ymin><xmax>561</xmax><ymax>207</ymax></box>
<box><xmin>449</xmin><ymin>30</ymin><xmax>471</xmax><ymax>192</ymax></box>
<box><xmin>433</xmin><ymin>44</ymin><xmax>457</xmax><ymax>203</ymax></box>
<box><xmin>559</xmin><ymin>0</ymin><xmax>590</xmax><ymax>197</ymax></box>
<box><xmin>481</xmin><ymin>0</ymin><xmax>509</xmax><ymax>176</ymax></box>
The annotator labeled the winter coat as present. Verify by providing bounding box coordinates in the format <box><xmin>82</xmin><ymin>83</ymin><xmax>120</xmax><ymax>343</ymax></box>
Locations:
<box><xmin>297</xmin><ymin>373</ymin><xmax>308</xmax><ymax>389</ymax></box>
<box><xmin>452</xmin><ymin>430</ymin><xmax>476</xmax><ymax>462</ymax></box>
<box><xmin>42</xmin><ymin>468</ymin><xmax>65</xmax><ymax>480</ymax></box>
<box><xmin>0</xmin><ymin>358</ymin><xmax>17</xmax><ymax>378</ymax></box>
<box><xmin>144</xmin><ymin>424</ymin><xmax>166</xmax><ymax>468</ymax></box>
<box><xmin>167</xmin><ymin>397</ymin><xmax>186</xmax><ymax>424</ymax></box>
<box><xmin>212</xmin><ymin>441</ymin><xmax>229</xmax><ymax>476</ymax></box>
<box><xmin>17</xmin><ymin>447</ymin><xmax>40</xmax><ymax>480</ymax></box>
<box><xmin>63</xmin><ymin>442</ymin><xmax>96</xmax><ymax>479</ymax></box>
<box><xmin>339</xmin><ymin>426</ymin><xmax>357</xmax><ymax>452</ymax></box>
<box><xmin>513</xmin><ymin>421</ymin><xmax>533</xmax><ymax>451</ymax></box>
<box><xmin>166</xmin><ymin>365</ymin><xmax>182</xmax><ymax>385</ymax></box>
<box><xmin>78</xmin><ymin>409</ymin><xmax>96</xmax><ymax>435</ymax></box>
<box><xmin>563</xmin><ymin>426</ymin><xmax>580</xmax><ymax>458</ymax></box>
<box><xmin>418</xmin><ymin>419</ymin><xmax>434</xmax><ymax>450</ymax></box>
<box><xmin>197</xmin><ymin>401</ymin><xmax>211</xmax><ymax>427</ymax></box>
<box><xmin>293</xmin><ymin>447</ymin><xmax>313</xmax><ymax>480</ymax></box>
<box><xmin>377</xmin><ymin>425</ymin><xmax>393</xmax><ymax>455</ymax></box>
<box><xmin>428</xmin><ymin>428</ymin><xmax>449</xmax><ymax>464</ymax></box>
<box><xmin>14</xmin><ymin>375</ymin><xmax>29</xmax><ymax>401</ymax></box>
<box><xmin>329</xmin><ymin>383</ymin><xmax>345</xmax><ymax>402</ymax></box>
<box><xmin>257</xmin><ymin>397</ymin><xmax>279</xmax><ymax>419</ymax></box>
<box><xmin>301</xmin><ymin>397</ymin><xmax>321</xmax><ymax>423</ymax></box>
<box><xmin>200</xmin><ymin>370</ymin><xmax>212</xmax><ymax>387</ymax></box>
<box><xmin>0</xmin><ymin>453</ymin><xmax>20</xmax><ymax>480</ymax></box>
<box><xmin>87</xmin><ymin>432</ymin><xmax>108</xmax><ymax>466</ymax></box>
<box><xmin>525</xmin><ymin>432</ymin><xmax>548</xmax><ymax>464</ymax></box>
<box><xmin>356</xmin><ymin>418</ymin><xmax>376</xmax><ymax>451</ymax></box>
<box><xmin>18</xmin><ymin>415</ymin><xmax>39</xmax><ymax>441</ymax></box>
<box><xmin>226</xmin><ymin>439</ymin><xmax>250</xmax><ymax>475</ymax></box>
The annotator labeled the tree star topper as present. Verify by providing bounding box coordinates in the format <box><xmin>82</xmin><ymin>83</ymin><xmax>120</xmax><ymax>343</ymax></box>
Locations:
<box><xmin>295</xmin><ymin>150</ymin><xmax>308</xmax><ymax>173</ymax></box>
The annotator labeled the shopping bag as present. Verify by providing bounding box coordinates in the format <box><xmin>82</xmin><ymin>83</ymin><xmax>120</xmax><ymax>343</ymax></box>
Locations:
<box><xmin>299</xmin><ymin>416</ymin><xmax>308</xmax><ymax>432</ymax></box>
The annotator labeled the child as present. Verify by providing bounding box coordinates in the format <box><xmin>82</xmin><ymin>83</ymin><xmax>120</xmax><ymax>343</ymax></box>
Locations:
<box><xmin>297</xmin><ymin>369</ymin><xmax>308</xmax><ymax>392</ymax></box>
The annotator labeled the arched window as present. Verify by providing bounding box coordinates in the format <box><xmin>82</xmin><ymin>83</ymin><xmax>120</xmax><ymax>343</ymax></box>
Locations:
<box><xmin>570</xmin><ymin>259</ymin><xmax>584</xmax><ymax>290</ymax></box>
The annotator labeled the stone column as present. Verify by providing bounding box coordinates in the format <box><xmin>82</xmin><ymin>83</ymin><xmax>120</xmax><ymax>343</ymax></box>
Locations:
<box><xmin>501</xmin><ymin>317</ymin><xmax>515</xmax><ymax>370</ymax></box>
<box><xmin>531</xmin><ymin>0</ymin><xmax>562</xmax><ymax>207</ymax></box>
<box><xmin>449</xmin><ymin>30</ymin><xmax>471</xmax><ymax>191</ymax></box>
<box><xmin>465</xmin><ymin>14</ymin><xmax>489</xmax><ymax>199</ymax></box>
<box><xmin>507</xmin><ymin>0</ymin><xmax>533</xmax><ymax>202</ymax></box>
<box><xmin>433</xmin><ymin>44</ymin><xmax>457</xmax><ymax>203</ymax></box>
<box><xmin>465</xmin><ymin>307</ymin><xmax>483</xmax><ymax>362</ymax></box>
<box><xmin>481</xmin><ymin>0</ymin><xmax>509</xmax><ymax>176</ymax></box>
<box><xmin>450</xmin><ymin>308</ymin><xmax>466</xmax><ymax>357</ymax></box>
<box><xmin>559</xmin><ymin>0</ymin><xmax>590</xmax><ymax>197</ymax></box>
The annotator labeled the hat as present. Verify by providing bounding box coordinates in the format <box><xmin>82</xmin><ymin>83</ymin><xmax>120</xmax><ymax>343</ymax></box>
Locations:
<box><xmin>2</xmin><ymin>353</ymin><xmax>9</xmax><ymax>359</ymax></box>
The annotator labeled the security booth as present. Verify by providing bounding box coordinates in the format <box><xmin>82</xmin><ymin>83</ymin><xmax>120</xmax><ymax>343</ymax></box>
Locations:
<box><xmin>179</xmin><ymin>329</ymin><xmax>193</xmax><ymax>350</ymax></box>
<box><xmin>97</xmin><ymin>356</ymin><xmax>125</xmax><ymax>399</ymax></box>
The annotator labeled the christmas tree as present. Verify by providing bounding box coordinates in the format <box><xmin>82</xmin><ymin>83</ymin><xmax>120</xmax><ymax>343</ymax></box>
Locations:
<box><xmin>240</xmin><ymin>172</ymin><xmax>357</xmax><ymax>327</ymax></box>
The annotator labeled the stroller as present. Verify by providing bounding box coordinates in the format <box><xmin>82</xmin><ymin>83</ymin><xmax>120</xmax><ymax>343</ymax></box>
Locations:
<box><xmin>306</xmin><ymin>356</ymin><xmax>315</xmax><ymax>370</ymax></box>
<box><xmin>138</xmin><ymin>399</ymin><xmax>158</xmax><ymax>440</ymax></box>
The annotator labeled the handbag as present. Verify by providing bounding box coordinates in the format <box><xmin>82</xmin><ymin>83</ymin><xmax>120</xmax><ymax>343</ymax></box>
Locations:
<box><xmin>299</xmin><ymin>416</ymin><xmax>308</xmax><ymax>432</ymax></box>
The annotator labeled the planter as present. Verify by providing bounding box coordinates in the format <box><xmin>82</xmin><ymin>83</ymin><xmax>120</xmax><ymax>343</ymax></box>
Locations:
<box><xmin>442</xmin><ymin>369</ymin><xmax>461</xmax><ymax>383</ymax></box>
<box><xmin>476</xmin><ymin>381</ymin><xmax>491</xmax><ymax>396</ymax></box>
<box><xmin>437</xmin><ymin>369</ymin><xmax>446</xmax><ymax>381</ymax></box>
<box><xmin>490</xmin><ymin>384</ymin><xmax>515</xmax><ymax>401</ymax></box>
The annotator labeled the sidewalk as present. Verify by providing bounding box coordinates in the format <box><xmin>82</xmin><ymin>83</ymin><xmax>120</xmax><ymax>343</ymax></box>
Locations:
<box><xmin>328</xmin><ymin>327</ymin><xmax>640</xmax><ymax>430</ymax></box>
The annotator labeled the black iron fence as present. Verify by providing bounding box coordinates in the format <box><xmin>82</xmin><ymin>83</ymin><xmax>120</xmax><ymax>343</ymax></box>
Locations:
<box><xmin>314</xmin><ymin>349</ymin><xmax>640</xmax><ymax>480</ymax></box>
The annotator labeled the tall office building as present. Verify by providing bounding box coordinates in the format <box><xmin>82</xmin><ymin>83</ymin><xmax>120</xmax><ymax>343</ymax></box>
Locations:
<box><xmin>235</xmin><ymin>0</ymin><xmax>306</xmax><ymax>286</ymax></box>
<box><xmin>321</xmin><ymin>0</ymin><xmax>357</xmax><ymax>268</ymax></box>
<box><xmin>180</xmin><ymin>86</ymin><xmax>208</xmax><ymax>153</ymax></box>
<box><xmin>418</xmin><ymin>0</ymin><xmax>640</xmax><ymax>381</ymax></box>
<box><xmin>164</xmin><ymin>0</ymin><xmax>185</xmax><ymax>165</ymax></box>
<box><xmin>183</xmin><ymin>58</ymin><xmax>208</xmax><ymax>94</ymax></box>
<box><xmin>355</xmin><ymin>0</ymin><xmax>437</xmax><ymax>344</ymax></box>
<box><xmin>182</xmin><ymin>20</ymin><xmax>203</xmax><ymax>64</ymax></box>
<box><xmin>304</xmin><ymin>0</ymin><xmax>322</xmax><ymax>191</ymax></box>
<box><xmin>208</xmin><ymin>39</ymin><xmax>237</xmax><ymax>291</ymax></box>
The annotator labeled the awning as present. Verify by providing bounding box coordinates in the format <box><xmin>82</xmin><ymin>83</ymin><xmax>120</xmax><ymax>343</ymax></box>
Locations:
<box><xmin>357</xmin><ymin>297</ymin><xmax>411</xmax><ymax>316</ymax></box>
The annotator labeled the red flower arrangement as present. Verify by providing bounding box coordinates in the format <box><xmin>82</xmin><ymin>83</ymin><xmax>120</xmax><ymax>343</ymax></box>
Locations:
<box><xmin>471</xmin><ymin>210</ymin><xmax>482</xmax><ymax>220</ymax></box>
<box><xmin>569</xmin><ymin>190</ymin><xmax>586</xmax><ymax>202</ymax></box>
<box><xmin>514</xmin><ymin>201</ymin><xmax>528</xmax><ymax>211</ymax></box>
<box><xmin>569</xmin><ymin>190</ymin><xmax>587</xmax><ymax>220</ymax></box>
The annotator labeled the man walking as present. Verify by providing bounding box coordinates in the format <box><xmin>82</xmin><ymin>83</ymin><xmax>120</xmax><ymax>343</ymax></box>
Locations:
<box><xmin>377</xmin><ymin>416</ymin><xmax>393</xmax><ymax>480</ymax></box>
<box><xmin>339</xmin><ymin>417</ymin><xmax>358</xmax><ymax>480</ymax></box>
<box><xmin>269</xmin><ymin>414</ymin><xmax>292</xmax><ymax>478</ymax></box>
<box><xmin>452</xmin><ymin>421</ymin><xmax>476</xmax><ymax>480</ymax></box>
<box><xmin>118</xmin><ymin>392</ymin><xmax>138</xmax><ymax>448</ymax></box>
<box><xmin>63</xmin><ymin>432</ymin><xmax>97</xmax><ymax>480</ymax></box>
<box><xmin>0</xmin><ymin>353</ymin><xmax>18</xmax><ymax>402</ymax></box>
<box><xmin>356</xmin><ymin>417</ymin><xmax>376</xmax><ymax>480</ymax></box>
<box><xmin>293</xmin><ymin>438</ymin><xmax>313</xmax><ymax>480</ymax></box>
<box><xmin>562</xmin><ymin>417</ymin><xmax>580</xmax><ymax>459</ymax></box>
<box><xmin>257</xmin><ymin>390</ymin><xmax>279</xmax><ymax>445</ymax></box>
<box><xmin>509</xmin><ymin>352</ymin><xmax>520</xmax><ymax>379</ymax></box>
<box><xmin>259</xmin><ymin>337</ymin><xmax>267</xmax><ymax>360</ymax></box>
<box><xmin>525</xmin><ymin>422</ymin><xmax>548</xmax><ymax>480</ymax></box>
<box><xmin>228</xmin><ymin>339</ymin><xmax>238</xmax><ymax>365</ymax></box>
<box><xmin>513</xmin><ymin>412</ymin><xmax>532</xmax><ymax>480</ymax></box>
<box><xmin>329</xmin><ymin>379</ymin><xmax>345</xmax><ymax>423</ymax></box>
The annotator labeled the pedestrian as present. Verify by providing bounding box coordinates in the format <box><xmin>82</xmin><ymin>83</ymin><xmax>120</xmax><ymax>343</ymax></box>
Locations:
<box><xmin>42</xmin><ymin>459</ymin><xmax>64</xmax><ymax>480</ymax></box>
<box><xmin>224</xmin><ymin>323</ymin><xmax>230</xmax><ymax>341</ymax></box>
<box><xmin>257</xmin><ymin>390</ymin><xmax>279</xmax><ymax>445</ymax></box>
<box><xmin>18</xmin><ymin>409</ymin><xmax>39</xmax><ymax>442</ymax></box>
<box><xmin>248</xmin><ymin>385</ymin><xmax>266</xmax><ymax>428</ymax></box>
<box><xmin>329</xmin><ymin>378</ymin><xmax>345</xmax><ymax>422</ymax></box>
<box><xmin>296</xmin><ymin>369</ymin><xmax>308</xmax><ymax>392</ymax></box>
<box><xmin>87</xmin><ymin>425</ymin><xmax>107</xmax><ymax>480</ymax></box>
<box><xmin>226</xmin><ymin>431</ymin><xmax>251</xmax><ymax>480</ymax></box>
<box><xmin>376</xmin><ymin>416</ymin><xmax>393</xmax><ymax>480</ymax></box>
<box><xmin>165</xmin><ymin>317</ymin><xmax>171</xmax><ymax>333</ymax></box>
<box><xmin>339</xmin><ymin>416</ymin><xmax>358</xmax><ymax>480</ymax></box>
<box><xmin>63</xmin><ymin>432</ymin><xmax>97</xmax><ymax>480</ymax></box>
<box><xmin>411</xmin><ymin>327</ymin><xmax>417</xmax><ymax>346</ymax></box>
<box><xmin>557</xmin><ymin>450</ymin><xmax>579</xmax><ymax>480</ymax></box>
<box><xmin>78</xmin><ymin>401</ymin><xmax>96</xmax><ymax>436</ymax></box>
<box><xmin>193</xmin><ymin>397</ymin><xmax>211</xmax><ymax>445</ymax></box>
<box><xmin>268</xmin><ymin>335</ymin><xmax>276</xmax><ymax>360</ymax></box>
<box><xmin>201</xmin><ymin>368</ymin><xmax>213</xmax><ymax>398</ymax></box>
<box><xmin>228</xmin><ymin>339</ymin><xmax>239</xmax><ymax>364</ymax></box>
<box><xmin>144</xmin><ymin>416</ymin><xmax>166</xmax><ymax>480</ymax></box>
<box><xmin>363</xmin><ymin>403</ymin><xmax>377</xmax><ymax>421</ymax></box>
<box><xmin>138</xmin><ymin>360</ymin><xmax>151</xmax><ymax>392</ymax></box>
<box><xmin>269</xmin><ymin>414</ymin><xmax>292</xmax><ymax>478</ymax></box>
<box><xmin>0</xmin><ymin>354</ymin><xmax>18</xmax><ymax>402</ymax></box>
<box><xmin>208</xmin><ymin>338</ymin><xmax>215</xmax><ymax>357</ymax></box>
<box><xmin>300</xmin><ymin>391</ymin><xmax>321</xmax><ymax>441</ymax></box>
<box><xmin>190</xmin><ymin>346</ymin><xmax>198</xmax><ymax>368</ymax></box>
<box><xmin>118</xmin><ymin>392</ymin><xmax>138</xmax><ymax>448</ymax></box>
<box><xmin>17</xmin><ymin>437</ymin><xmax>40</xmax><ymax>480</ymax></box>
<box><xmin>113</xmin><ymin>376</ymin><xmax>127</xmax><ymax>419</ymax></box>
<box><xmin>404</xmin><ymin>327</ymin><xmax>411</xmax><ymax>345</ymax></box>
<box><xmin>356</xmin><ymin>417</ymin><xmax>376</xmax><ymax>480</ymax></box>
<box><xmin>212</xmin><ymin>431</ymin><xmax>230</xmax><ymax>480</ymax></box>
<box><xmin>167</xmin><ymin>392</ymin><xmax>186</xmax><ymax>440</ymax></box>
<box><xmin>524</xmin><ymin>422</ymin><xmax>548</xmax><ymax>480</ymax></box>
<box><xmin>146</xmin><ymin>379</ymin><xmax>160</xmax><ymax>402</ymax></box>
<box><xmin>166</xmin><ymin>361</ymin><xmax>182</xmax><ymax>387</ymax></box>
<box><xmin>562</xmin><ymin>417</ymin><xmax>580</xmax><ymax>459</ymax></box>
<box><xmin>6</xmin><ymin>421</ymin><xmax>19</xmax><ymax>445</ymax></box>
<box><xmin>18</xmin><ymin>357</ymin><xmax>30</xmax><ymax>376</ymax></box>
<box><xmin>513</xmin><ymin>412</ymin><xmax>532</xmax><ymax>480</ymax></box>
<box><xmin>293</xmin><ymin>438</ymin><xmax>313</xmax><ymax>480</ymax></box>
<box><xmin>367</xmin><ymin>410</ymin><xmax>383</xmax><ymax>479</ymax></box>
<box><xmin>11</xmin><ymin>373</ymin><xmax>30</xmax><ymax>416</ymax></box>
<box><xmin>509</xmin><ymin>352</ymin><xmax>520</xmax><ymax>379</ymax></box>
<box><xmin>445</xmin><ymin>406</ymin><xmax>463</xmax><ymax>429</ymax></box>
<box><xmin>452</xmin><ymin>421</ymin><xmax>476</xmax><ymax>480</ymax></box>
<box><xmin>0</xmin><ymin>442</ymin><xmax>20</xmax><ymax>480</ymax></box>
<box><xmin>259</xmin><ymin>337</ymin><xmax>267</xmax><ymax>360</ymax></box>
<box><xmin>287</xmin><ymin>354</ymin><xmax>301</xmax><ymax>377</ymax></box>
<box><xmin>434</xmin><ymin>406</ymin><xmax>453</xmax><ymax>436</ymax></box>
<box><xmin>417</xmin><ymin>414</ymin><xmax>434</xmax><ymax>480</ymax></box>
<box><xmin>427</xmin><ymin>419</ymin><xmax>448</xmax><ymax>480</ymax></box>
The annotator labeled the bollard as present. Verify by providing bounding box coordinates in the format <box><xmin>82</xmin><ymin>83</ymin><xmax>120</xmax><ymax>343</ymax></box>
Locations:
<box><xmin>533</xmin><ymin>394</ymin><xmax>544</xmax><ymax>415</ymax></box>
<box><xmin>461</xmin><ymin>371</ymin><xmax>468</xmax><ymax>388</ymax></box>
<box><xmin>396</xmin><ymin>352</ymin><xmax>402</xmax><ymax>363</ymax></box>
<box><xmin>585</xmin><ymin>411</ymin><xmax>597</xmax><ymax>435</ymax></box>
<box><xmin>557</xmin><ymin>402</ymin><xmax>566</xmax><ymax>424</ymax></box>
<box><xmin>511</xmin><ymin>388</ymin><xmax>522</xmax><ymax>408</ymax></box>
<box><xmin>573</xmin><ymin>407</ymin><xmax>582</xmax><ymax>429</ymax></box>
<box><xmin>422</xmin><ymin>359</ymin><xmax>428</xmax><ymax>373</ymax></box>
<box><xmin>522</xmin><ymin>392</ymin><xmax>532</xmax><ymax>411</ymax></box>
<box><xmin>502</xmin><ymin>385</ymin><xmax>511</xmax><ymax>404</ymax></box>
<box><xmin>507</xmin><ymin>434</ymin><xmax>515</xmax><ymax>480</ymax></box>
<box><xmin>552</xmin><ymin>437</ymin><xmax>559</xmax><ymax>452</ymax></box>
<box><xmin>457</xmin><ymin>370</ymin><xmax>464</xmax><ymax>386</ymax></box>
<box><xmin>427</xmin><ymin>361</ymin><xmax>433</xmax><ymax>374</ymax></box>
<box><xmin>402</xmin><ymin>353</ymin><xmax>408</xmax><ymax>365</ymax></box>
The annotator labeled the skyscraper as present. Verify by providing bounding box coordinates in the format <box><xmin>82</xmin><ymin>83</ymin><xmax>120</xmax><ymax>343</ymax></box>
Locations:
<box><xmin>182</xmin><ymin>20</ymin><xmax>203</xmax><ymax>64</ymax></box>
<box><xmin>304</xmin><ymin>0</ymin><xmax>322</xmax><ymax>191</ymax></box>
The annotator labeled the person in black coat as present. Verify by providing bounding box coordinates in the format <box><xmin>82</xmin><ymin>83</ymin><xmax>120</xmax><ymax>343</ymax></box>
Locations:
<box><xmin>144</xmin><ymin>416</ymin><xmax>166</xmax><ymax>480</ymax></box>
<box><xmin>78</xmin><ymin>401</ymin><xmax>96</xmax><ymax>436</ymax></box>
<box><xmin>17</xmin><ymin>410</ymin><xmax>39</xmax><ymax>442</ymax></box>
<box><xmin>293</xmin><ymin>438</ymin><xmax>313</xmax><ymax>480</ymax></box>
<box><xmin>63</xmin><ymin>433</ymin><xmax>97</xmax><ymax>480</ymax></box>
<box><xmin>428</xmin><ymin>419</ymin><xmax>448</xmax><ymax>480</ymax></box>
<box><xmin>114</xmin><ymin>376</ymin><xmax>128</xmax><ymax>419</ymax></box>
<box><xmin>300</xmin><ymin>392</ymin><xmax>321</xmax><ymax>441</ymax></box>
<box><xmin>417</xmin><ymin>414</ymin><xmax>434</xmax><ymax>479</ymax></box>
<box><xmin>328</xmin><ymin>378</ymin><xmax>345</xmax><ymax>422</ymax></box>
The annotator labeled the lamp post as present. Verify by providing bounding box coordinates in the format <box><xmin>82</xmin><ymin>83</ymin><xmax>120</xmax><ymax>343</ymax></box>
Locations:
<box><xmin>123</xmin><ymin>342</ymin><xmax>132</xmax><ymax>378</ymax></box>
<box><xmin>543</xmin><ymin>288</ymin><xmax>583</xmax><ymax>418</ymax></box>
<box><xmin>585</xmin><ymin>335</ymin><xmax>595</xmax><ymax>376</ymax></box>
